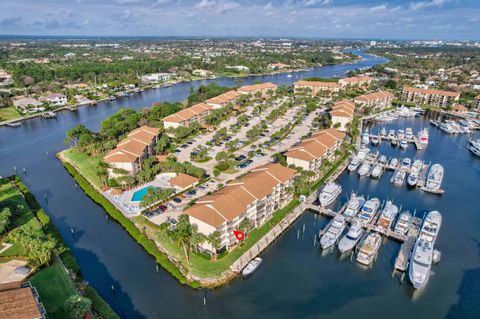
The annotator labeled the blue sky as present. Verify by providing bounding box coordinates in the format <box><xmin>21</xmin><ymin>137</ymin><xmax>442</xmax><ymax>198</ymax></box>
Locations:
<box><xmin>0</xmin><ymin>0</ymin><xmax>479</xmax><ymax>40</ymax></box>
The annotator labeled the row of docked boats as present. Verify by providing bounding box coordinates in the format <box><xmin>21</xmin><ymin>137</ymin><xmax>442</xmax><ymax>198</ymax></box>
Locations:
<box><xmin>468</xmin><ymin>138</ymin><xmax>480</xmax><ymax>157</ymax></box>
<box><xmin>374</xmin><ymin>106</ymin><xmax>424</xmax><ymax>122</ymax></box>
<box><xmin>361</xmin><ymin>127</ymin><xmax>429</xmax><ymax>149</ymax></box>
<box><xmin>431</xmin><ymin>119</ymin><xmax>478</xmax><ymax>134</ymax></box>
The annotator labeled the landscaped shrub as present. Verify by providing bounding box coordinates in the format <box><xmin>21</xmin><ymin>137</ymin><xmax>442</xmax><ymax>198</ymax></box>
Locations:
<box><xmin>60</xmin><ymin>251</ymin><xmax>81</xmax><ymax>275</ymax></box>
<box><xmin>84</xmin><ymin>285</ymin><xmax>120</xmax><ymax>319</ymax></box>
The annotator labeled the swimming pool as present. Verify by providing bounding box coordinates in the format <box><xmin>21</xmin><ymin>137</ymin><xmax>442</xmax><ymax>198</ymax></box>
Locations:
<box><xmin>131</xmin><ymin>186</ymin><xmax>155</xmax><ymax>202</ymax></box>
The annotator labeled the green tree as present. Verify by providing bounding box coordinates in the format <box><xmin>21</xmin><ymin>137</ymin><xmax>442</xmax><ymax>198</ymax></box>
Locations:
<box><xmin>0</xmin><ymin>208</ymin><xmax>12</xmax><ymax>234</ymax></box>
<box><xmin>155</xmin><ymin>134</ymin><xmax>171</xmax><ymax>154</ymax></box>
<box><xmin>207</xmin><ymin>231</ymin><xmax>222</xmax><ymax>259</ymax></box>
<box><xmin>64</xmin><ymin>295</ymin><xmax>92</xmax><ymax>319</ymax></box>
<box><xmin>189</xmin><ymin>224</ymin><xmax>206</xmax><ymax>253</ymax></box>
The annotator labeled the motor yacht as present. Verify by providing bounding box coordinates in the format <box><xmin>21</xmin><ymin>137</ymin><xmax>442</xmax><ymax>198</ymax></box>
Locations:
<box><xmin>338</xmin><ymin>220</ymin><xmax>364</xmax><ymax>253</ymax></box>
<box><xmin>320</xmin><ymin>215</ymin><xmax>347</xmax><ymax>249</ymax></box>
<box><xmin>394</xmin><ymin>210</ymin><xmax>412</xmax><ymax>235</ymax></box>
<box><xmin>319</xmin><ymin>182</ymin><xmax>342</xmax><ymax>207</ymax></box>
<box><xmin>356</xmin><ymin>232</ymin><xmax>382</xmax><ymax>266</ymax></box>
<box><xmin>358</xmin><ymin>198</ymin><xmax>381</xmax><ymax>224</ymax></box>
<box><xmin>343</xmin><ymin>193</ymin><xmax>366</xmax><ymax>218</ymax></box>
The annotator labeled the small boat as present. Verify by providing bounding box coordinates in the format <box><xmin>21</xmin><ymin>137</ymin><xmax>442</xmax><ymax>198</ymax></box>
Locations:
<box><xmin>397</xmin><ymin>129</ymin><xmax>405</xmax><ymax>140</ymax></box>
<box><xmin>391</xmin><ymin>137</ymin><xmax>398</xmax><ymax>147</ymax></box>
<box><xmin>42</xmin><ymin>111</ymin><xmax>56</xmax><ymax>118</ymax></box>
<box><xmin>370</xmin><ymin>164</ymin><xmax>383</xmax><ymax>179</ymax></box>
<box><xmin>357</xmin><ymin>163</ymin><xmax>371</xmax><ymax>177</ymax></box>
<box><xmin>338</xmin><ymin>220</ymin><xmax>364</xmax><ymax>253</ymax></box>
<box><xmin>320</xmin><ymin>215</ymin><xmax>347</xmax><ymax>249</ymax></box>
<box><xmin>242</xmin><ymin>257</ymin><xmax>263</xmax><ymax>277</ymax></box>
<box><xmin>405</xmin><ymin>127</ymin><xmax>413</xmax><ymax>140</ymax></box>
<box><xmin>348</xmin><ymin>156</ymin><xmax>360</xmax><ymax>172</ymax></box>
<box><xmin>357</xmin><ymin>147</ymin><xmax>369</xmax><ymax>161</ymax></box>
<box><xmin>109</xmin><ymin>95</ymin><xmax>116</xmax><ymax>101</ymax></box>
<box><xmin>376</xmin><ymin>201</ymin><xmax>399</xmax><ymax>231</ymax></box>
<box><xmin>394</xmin><ymin>210</ymin><xmax>412</xmax><ymax>235</ymax></box>
<box><xmin>358</xmin><ymin>198</ymin><xmax>381</xmax><ymax>224</ymax></box>
<box><xmin>439</xmin><ymin>122</ymin><xmax>455</xmax><ymax>134</ymax></box>
<box><xmin>366</xmin><ymin>150</ymin><xmax>379</xmax><ymax>162</ymax></box>
<box><xmin>361</xmin><ymin>130</ymin><xmax>370</xmax><ymax>145</ymax></box>
<box><xmin>6</xmin><ymin>122</ymin><xmax>21</xmax><ymax>127</ymax></box>
<box><xmin>407</xmin><ymin>170</ymin><xmax>419</xmax><ymax>187</ymax></box>
<box><xmin>380</xmin><ymin>127</ymin><xmax>387</xmax><ymax>137</ymax></box>
<box><xmin>419</xmin><ymin>210</ymin><xmax>442</xmax><ymax>244</ymax></box>
<box><xmin>429</xmin><ymin>120</ymin><xmax>439</xmax><ymax>127</ymax></box>
<box><xmin>399</xmin><ymin>139</ymin><xmax>408</xmax><ymax>149</ymax></box>
<box><xmin>392</xmin><ymin>170</ymin><xmax>406</xmax><ymax>186</ymax></box>
<box><xmin>409</xmin><ymin>238</ymin><xmax>433</xmax><ymax>289</ymax></box>
<box><xmin>418</xmin><ymin>128</ymin><xmax>429</xmax><ymax>145</ymax></box>
<box><xmin>378</xmin><ymin>155</ymin><xmax>387</xmax><ymax>164</ymax></box>
<box><xmin>343</xmin><ymin>193</ymin><xmax>366</xmax><ymax>218</ymax></box>
<box><xmin>388</xmin><ymin>129</ymin><xmax>395</xmax><ymax>140</ymax></box>
<box><xmin>319</xmin><ymin>182</ymin><xmax>342</xmax><ymax>207</ymax></box>
<box><xmin>468</xmin><ymin>141</ymin><xmax>480</xmax><ymax>157</ymax></box>
<box><xmin>423</xmin><ymin>164</ymin><xmax>444</xmax><ymax>193</ymax></box>
<box><xmin>400</xmin><ymin>158</ymin><xmax>412</xmax><ymax>171</ymax></box>
<box><xmin>356</xmin><ymin>232</ymin><xmax>382</xmax><ymax>266</ymax></box>
<box><xmin>388</xmin><ymin>157</ymin><xmax>399</xmax><ymax>169</ymax></box>
<box><xmin>371</xmin><ymin>135</ymin><xmax>379</xmax><ymax>146</ymax></box>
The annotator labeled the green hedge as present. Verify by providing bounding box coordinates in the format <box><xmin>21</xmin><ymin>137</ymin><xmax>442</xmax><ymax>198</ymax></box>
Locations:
<box><xmin>60</xmin><ymin>251</ymin><xmax>81</xmax><ymax>275</ymax></box>
<box><xmin>62</xmin><ymin>161</ymin><xmax>195</xmax><ymax>287</ymax></box>
<box><xmin>84</xmin><ymin>285</ymin><xmax>120</xmax><ymax>319</ymax></box>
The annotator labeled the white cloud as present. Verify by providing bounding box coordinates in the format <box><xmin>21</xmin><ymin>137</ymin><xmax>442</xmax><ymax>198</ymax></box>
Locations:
<box><xmin>302</xmin><ymin>0</ymin><xmax>332</xmax><ymax>7</ymax></box>
<box><xmin>369</xmin><ymin>5</ymin><xmax>387</xmax><ymax>12</ymax></box>
<box><xmin>410</xmin><ymin>0</ymin><xmax>450</xmax><ymax>10</ymax></box>
<box><xmin>195</xmin><ymin>0</ymin><xmax>240</xmax><ymax>13</ymax></box>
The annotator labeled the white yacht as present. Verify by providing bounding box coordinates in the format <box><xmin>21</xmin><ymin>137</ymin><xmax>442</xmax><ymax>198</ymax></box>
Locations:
<box><xmin>407</xmin><ymin>160</ymin><xmax>423</xmax><ymax>187</ymax></box>
<box><xmin>396</xmin><ymin>106</ymin><xmax>418</xmax><ymax>117</ymax></box>
<box><xmin>376</xmin><ymin>201</ymin><xmax>399</xmax><ymax>231</ymax></box>
<box><xmin>362</xmin><ymin>130</ymin><xmax>370</xmax><ymax>145</ymax></box>
<box><xmin>399</xmin><ymin>139</ymin><xmax>408</xmax><ymax>149</ymax></box>
<box><xmin>343</xmin><ymin>193</ymin><xmax>366</xmax><ymax>218</ymax></box>
<box><xmin>388</xmin><ymin>129</ymin><xmax>395</xmax><ymax>140</ymax></box>
<box><xmin>371</xmin><ymin>135</ymin><xmax>379</xmax><ymax>146</ymax></box>
<box><xmin>400</xmin><ymin>158</ymin><xmax>412</xmax><ymax>171</ymax></box>
<box><xmin>358</xmin><ymin>163</ymin><xmax>371</xmax><ymax>177</ymax></box>
<box><xmin>366</xmin><ymin>150</ymin><xmax>379</xmax><ymax>162</ymax></box>
<box><xmin>356</xmin><ymin>232</ymin><xmax>382</xmax><ymax>266</ymax></box>
<box><xmin>439</xmin><ymin>122</ymin><xmax>455</xmax><ymax>134</ymax></box>
<box><xmin>348</xmin><ymin>156</ymin><xmax>360</xmax><ymax>172</ymax></box>
<box><xmin>338</xmin><ymin>220</ymin><xmax>364</xmax><ymax>253</ymax></box>
<box><xmin>320</xmin><ymin>215</ymin><xmax>347</xmax><ymax>249</ymax></box>
<box><xmin>409</xmin><ymin>238</ymin><xmax>434</xmax><ymax>289</ymax></box>
<box><xmin>371</xmin><ymin>164</ymin><xmax>383</xmax><ymax>179</ymax></box>
<box><xmin>397</xmin><ymin>129</ymin><xmax>405</xmax><ymax>140</ymax></box>
<box><xmin>380</xmin><ymin>127</ymin><xmax>387</xmax><ymax>137</ymax></box>
<box><xmin>357</xmin><ymin>147</ymin><xmax>370</xmax><ymax>161</ymax></box>
<box><xmin>468</xmin><ymin>139</ymin><xmax>480</xmax><ymax>157</ymax></box>
<box><xmin>417</xmin><ymin>128</ymin><xmax>429</xmax><ymax>145</ymax></box>
<box><xmin>394</xmin><ymin>210</ymin><xmax>412</xmax><ymax>235</ymax></box>
<box><xmin>424</xmin><ymin>164</ymin><xmax>444</xmax><ymax>193</ymax></box>
<box><xmin>419</xmin><ymin>210</ymin><xmax>442</xmax><ymax>244</ymax></box>
<box><xmin>392</xmin><ymin>170</ymin><xmax>406</xmax><ymax>186</ymax></box>
<box><xmin>388</xmin><ymin>157</ymin><xmax>399</xmax><ymax>169</ymax></box>
<box><xmin>242</xmin><ymin>257</ymin><xmax>263</xmax><ymax>277</ymax></box>
<box><xmin>358</xmin><ymin>198</ymin><xmax>381</xmax><ymax>224</ymax></box>
<box><xmin>319</xmin><ymin>182</ymin><xmax>342</xmax><ymax>207</ymax></box>
<box><xmin>405</xmin><ymin>127</ymin><xmax>413</xmax><ymax>140</ymax></box>
<box><xmin>378</xmin><ymin>155</ymin><xmax>387</xmax><ymax>164</ymax></box>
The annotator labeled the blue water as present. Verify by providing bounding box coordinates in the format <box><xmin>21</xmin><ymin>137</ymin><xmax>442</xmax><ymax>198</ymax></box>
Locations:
<box><xmin>131</xmin><ymin>186</ymin><xmax>155</xmax><ymax>202</ymax></box>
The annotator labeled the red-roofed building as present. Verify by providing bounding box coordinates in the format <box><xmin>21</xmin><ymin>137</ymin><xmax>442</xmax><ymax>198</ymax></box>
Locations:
<box><xmin>354</xmin><ymin>91</ymin><xmax>394</xmax><ymax>110</ymax></box>
<box><xmin>401</xmin><ymin>86</ymin><xmax>460</xmax><ymax>108</ymax></box>
<box><xmin>330</xmin><ymin>100</ymin><xmax>355</xmax><ymax>132</ymax></box>
<box><xmin>293</xmin><ymin>80</ymin><xmax>341</xmax><ymax>96</ymax></box>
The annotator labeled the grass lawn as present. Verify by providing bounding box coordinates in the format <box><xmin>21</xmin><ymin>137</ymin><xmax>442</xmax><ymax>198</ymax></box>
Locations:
<box><xmin>63</xmin><ymin>149</ymin><xmax>102</xmax><ymax>188</ymax></box>
<box><xmin>192</xmin><ymin>156</ymin><xmax>212</xmax><ymax>163</ymax></box>
<box><xmin>30</xmin><ymin>261</ymin><xmax>77</xmax><ymax>319</ymax></box>
<box><xmin>0</xmin><ymin>107</ymin><xmax>21</xmax><ymax>122</ymax></box>
<box><xmin>0</xmin><ymin>178</ymin><xmax>43</xmax><ymax>258</ymax></box>
<box><xmin>135</xmin><ymin>199</ymin><xmax>300</xmax><ymax>278</ymax></box>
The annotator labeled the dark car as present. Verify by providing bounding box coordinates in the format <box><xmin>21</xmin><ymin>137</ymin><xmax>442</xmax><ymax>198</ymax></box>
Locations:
<box><xmin>174</xmin><ymin>149</ymin><xmax>181</xmax><ymax>153</ymax></box>
<box><xmin>187</xmin><ymin>141</ymin><xmax>194</xmax><ymax>145</ymax></box>
<box><xmin>158</xmin><ymin>205</ymin><xmax>168</xmax><ymax>212</ymax></box>
<box><xmin>186</xmin><ymin>190</ymin><xmax>197</xmax><ymax>196</ymax></box>
<box><xmin>180</xmin><ymin>144</ymin><xmax>188</xmax><ymax>149</ymax></box>
<box><xmin>246</xmin><ymin>159</ymin><xmax>253</xmax><ymax>165</ymax></box>
<box><xmin>235</xmin><ymin>155</ymin><xmax>247</xmax><ymax>161</ymax></box>
<box><xmin>173</xmin><ymin>197</ymin><xmax>182</xmax><ymax>203</ymax></box>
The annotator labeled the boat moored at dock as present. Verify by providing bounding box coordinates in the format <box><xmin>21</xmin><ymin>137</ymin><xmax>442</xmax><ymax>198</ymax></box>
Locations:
<box><xmin>358</xmin><ymin>198</ymin><xmax>381</xmax><ymax>224</ymax></box>
<box><xmin>343</xmin><ymin>193</ymin><xmax>366</xmax><ymax>218</ymax></box>
<box><xmin>394</xmin><ymin>210</ymin><xmax>412</xmax><ymax>235</ymax></box>
<box><xmin>338</xmin><ymin>220</ymin><xmax>364</xmax><ymax>253</ymax></box>
<box><xmin>319</xmin><ymin>182</ymin><xmax>342</xmax><ymax>207</ymax></box>
<box><xmin>320</xmin><ymin>215</ymin><xmax>347</xmax><ymax>249</ymax></box>
<box><xmin>423</xmin><ymin>164</ymin><xmax>444</xmax><ymax>194</ymax></box>
<box><xmin>419</xmin><ymin>210</ymin><xmax>442</xmax><ymax>244</ymax></box>
<box><xmin>242</xmin><ymin>257</ymin><xmax>263</xmax><ymax>277</ymax></box>
<box><xmin>356</xmin><ymin>232</ymin><xmax>382</xmax><ymax>266</ymax></box>
<box><xmin>409</xmin><ymin>238</ymin><xmax>434</xmax><ymax>289</ymax></box>
<box><xmin>376</xmin><ymin>201</ymin><xmax>399</xmax><ymax>231</ymax></box>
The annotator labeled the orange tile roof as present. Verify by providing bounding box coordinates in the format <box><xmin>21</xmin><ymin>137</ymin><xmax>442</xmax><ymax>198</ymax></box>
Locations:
<box><xmin>117</xmin><ymin>138</ymin><xmax>148</xmax><ymax>157</ymax></box>
<box><xmin>185</xmin><ymin>163</ymin><xmax>295</xmax><ymax>228</ymax></box>
<box><xmin>169</xmin><ymin>173</ymin><xmax>199</xmax><ymax>189</ymax></box>
<box><xmin>340</xmin><ymin>76</ymin><xmax>373</xmax><ymax>83</ymax></box>
<box><xmin>452</xmin><ymin>104</ymin><xmax>467</xmax><ymax>112</ymax></box>
<box><xmin>286</xmin><ymin>128</ymin><xmax>345</xmax><ymax>162</ymax></box>
<box><xmin>403</xmin><ymin>86</ymin><xmax>459</xmax><ymax>97</ymax></box>
<box><xmin>354</xmin><ymin>91</ymin><xmax>394</xmax><ymax>102</ymax></box>
<box><xmin>331</xmin><ymin>100</ymin><xmax>355</xmax><ymax>117</ymax></box>
<box><xmin>104</xmin><ymin>149</ymin><xmax>138</xmax><ymax>164</ymax></box>
<box><xmin>0</xmin><ymin>286</ymin><xmax>42</xmax><ymax>319</ymax></box>
<box><xmin>162</xmin><ymin>103</ymin><xmax>212</xmax><ymax>123</ymax></box>
<box><xmin>294</xmin><ymin>80</ymin><xmax>341</xmax><ymax>88</ymax></box>
<box><xmin>206</xmin><ymin>90</ymin><xmax>240</xmax><ymax>105</ymax></box>
<box><xmin>237</xmin><ymin>82</ymin><xmax>277</xmax><ymax>93</ymax></box>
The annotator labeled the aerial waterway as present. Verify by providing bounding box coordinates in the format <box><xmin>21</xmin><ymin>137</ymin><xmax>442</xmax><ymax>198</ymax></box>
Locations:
<box><xmin>13</xmin><ymin>51</ymin><xmax>479</xmax><ymax>319</ymax></box>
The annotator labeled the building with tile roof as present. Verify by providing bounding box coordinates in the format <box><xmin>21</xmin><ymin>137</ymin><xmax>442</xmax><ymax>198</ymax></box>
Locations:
<box><xmin>293</xmin><ymin>80</ymin><xmax>341</xmax><ymax>96</ymax></box>
<box><xmin>353</xmin><ymin>91</ymin><xmax>394</xmax><ymax>110</ymax></box>
<box><xmin>162</xmin><ymin>103</ymin><xmax>213</xmax><ymax>129</ymax></box>
<box><xmin>330</xmin><ymin>100</ymin><xmax>355</xmax><ymax>132</ymax></box>
<box><xmin>0</xmin><ymin>282</ymin><xmax>46</xmax><ymax>319</ymax></box>
<box><xmin>401</xmin><ymin>86</ymin><xmax>460</xmax><ymax>107</ymax></box>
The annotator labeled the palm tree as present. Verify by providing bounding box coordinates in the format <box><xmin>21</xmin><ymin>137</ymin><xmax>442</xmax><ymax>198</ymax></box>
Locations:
<box><xmin>208</xmin><ymin>231</ymin><xmax>222</xmax><ymax>260</ymax></box>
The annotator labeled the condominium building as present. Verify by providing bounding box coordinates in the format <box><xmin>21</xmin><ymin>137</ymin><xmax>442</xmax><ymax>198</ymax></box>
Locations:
<box><xmin>285</xmin><ymin>128</ymin><xmax>345</xmax><ymax>174</ymax></box>
<box><xmin>401</xmin><ymin>86</ymin><xmax>460</xmax><ymax>107</ymax></box>
<box><xmin>205</xmin><ymin>90</ymin><xmax>241</xmax><ymax>109</ymax></box>
<box><xmin>162</xmin><ymin>103</ymin><xmax>213</xmax><ymax>129</ymax></box>
<box><xmin>237</xmin><ymin>82</ymin><xmax>277</xmax><ymax>97</ymax></box>
<box><xmin>330</xmin><ymin>100</ymin><xmax>355</xmax><ymax>132</ymax></box>
<box><xmin>338</xmin><ymin>76</ymin><xmax>373</xmax><ymax>88</ymax></box>
<box><xmin>104</xmin><ymin>125</ymin><xmax>160</xmax><ymax>178</ymax></box>
<box><xmin>185</xmin><ymin>163</ymin><xmax>296</xmax><ymax>253</ymax></box>
<box><xmin>293</xmin><ymin>80</ymin><xmax>341</xmax><ymax>96</ymax></box>
<box><xmin>353</xmin><ymin>91</ymin><xmax>394</xmax><ymax>110</ymax></box>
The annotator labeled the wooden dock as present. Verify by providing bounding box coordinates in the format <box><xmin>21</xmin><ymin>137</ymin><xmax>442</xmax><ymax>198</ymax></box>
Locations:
<box><xmin>392</xmin><ymin>224</ymin><xmax>420</xmax><ymax>282</ymax></box>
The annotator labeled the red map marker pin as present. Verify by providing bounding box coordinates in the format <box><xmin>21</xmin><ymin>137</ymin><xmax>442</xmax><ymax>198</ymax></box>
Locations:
<box><xmin>233</xmin><ymin>230</ymin><xmax>245</xmax><ymax>241</ymax></box>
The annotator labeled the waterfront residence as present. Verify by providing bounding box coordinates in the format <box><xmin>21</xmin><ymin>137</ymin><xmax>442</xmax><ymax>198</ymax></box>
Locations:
<box><xmin>268</xmin><ymin>63</ymin><xmax>289</xmax><ymax>70</ymax></box>
<box><xmin>0</xmin><ymin>69</ymin><xmax>12</xmax><ymax>85</ymax></box>
<box><xmin>206</xmin><ymin>90</ymin><xmax>241</xmax><ymax>109</ymax></box>
<box><xmin>0</xmin><ymin>282</ymin><xmax>46</xmax><ymax>319</ymax></box>
<box><xmin>162</xmin><ymin>103</ymin><xmax>213</xmax><ymax>129</ymax></box>
<box><xmin>64</xmin><ymin>83</ymin><xmax>88</xmax><ymax>90</ymax></box>
<box><xmin>293</xmin><ymin>80</ymin><xmax>341</xmax><ymax>96</ymax></box>
<box><xmin>185</xmin><ymin>163</ymin><xmax>296</xmax><ymax>253</ymax></box>
<box><xmin>285</xmin><ymin>128</ymin><xmax>345</xmax><ymax>175</ymax></box>
<box><xmin>13</xmin><ymin>97</ymin><xmax>44</xmax><ymax>113</ymax></box>
<box><xmin>41</xmin><ymin>93</ymin><xmax>67</xmax><ymax>107</ymax></box>
<box><xmin>338</xmin><ymin>76</ymin><xmax>373</xmax><ymax>88</ymax></box>
<box><xmin>140</xmin><ymin>73</ymin><xmax>172</xmax><ymax>84</ymax></box>
<box><xmin>475</xmin><ymin>95</ymin><xmax>480</xmax><ymax>109</ymax></box>
<box><xmin>104</xmin><ymin>125</ymin><xmax>160</xmax><ymax>178</ymax></box>
<box><xmin>168</xmin><ymin>173</ymin><xmax>199</xmax><ymax>192</ymax></box>
<box><xmin>401</xmin><ymin>86</ymin><xmax>460</xmax><ymax>107</ymax></box>
<box><xmin>237</xmin><ymin>82</ymin><xmax>277</xmax><ymax>98</ymax></box>
<box><xmin>330</xmin><ymin>100</ymin><xmax>355</xmax><ymax>132</ymax></box>
<box><xmin>353</xmin><ymin>91</ymin><xmax>394</xmax><ymax>110</ymax></box>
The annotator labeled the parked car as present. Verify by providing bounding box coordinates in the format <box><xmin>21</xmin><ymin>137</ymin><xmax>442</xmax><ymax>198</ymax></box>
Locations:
<box><xmin>180</xmin><ymin>144</ymin><xmax>188</xmax><ymax>148</ymax></box>
<box><xmin>235</xmin><ymin>155</ymin><xmax>247</xmax><ymax>161</ymax></box>
<box><xmin>173</xmin><ymin>197</ymin><xmax>182</xmax><ymax>203</ymax></box>
<box><xmin>174</xmin><ymin>149</ymin><xmax>181</xmax><ymax>153</ymax></box>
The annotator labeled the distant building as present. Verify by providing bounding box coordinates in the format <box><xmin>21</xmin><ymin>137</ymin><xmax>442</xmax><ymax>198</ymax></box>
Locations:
<box><xmin>329</xmin><ymin>100</ymin><xmax>355</xmax><ymax>132</ymax></box>
<box><xmin>353</xmin><ymin>91</ymin><xmax>394</xmax><ymax>110</ymax></box>
<box><xmin>13</xmin><ymin>98</ymin><xmax>43</xmax><ymax>112</ymax></box>
<box><xmin>42</xmin><ymin>93</ymin><xmax>67</xmax><ymax>107</ymax></box>
<box><xmin>185</xmin><ymin>163</ymin><xmax>296</xmax><ymax>253</ymax></box>
<box><xmin>0</xmin><ymin>69</ymin><xmax>12</xmax><ymax>85</ymax></box>
<box><xmin>192</xmin><ymin>69</ymin><xmax>213</xmax><ymax>78</ymax></box>
<box><xmin>0</xmin><ymin>282</ymin><xmax>46</xmax><ymax>319</ymax></box>
<box><xmin>268</xmin><ymin>63</ymin><xmax>289</xmax><ymax>70</ymax></box>
<box><xmin>206</xmin><ymin>90</ymin><xmax>240</xmax><ymax>109</ymax></box>
<box><xmin>237</xmin><ymin>82</ymin><xmax>277</xmax><ymax>97</ymax></box>
<box><xmin>140</xmin><ymin>73</ymin><xmax>172</xmax><ymax>84</ymax></box>
<box><xmin>285</xmin><ymin>128</ymin><xmax>345</xmax><ymax>175</ymax></box>
<box><xmin>64</xmin><ymin>83</ymin><xmax>88</xmax><ymax>89</ymax></box>
<box><xmin>162</xmin><ymin>103</ymin><xmax>213</xmax><ymax>129</ymax></box>
<box><xmin>225</xmin><ymin>65</ymin><xmax>250</xmax><ymax>73</ymax></box>
<box><xmin>104</xmin><ymin>126</ymin><xmax>160</xmax><ymax>178</ymax></box>
<box><xmin>120</xmin><ymin>55</ymin><xmax>133</xmax><ymax>60</ymax></box>
<box><xmin>338</xmin><ymin>76</ymin><xmax>373</xmax><ymax>88</ymax></box>
<box><xmin>293</xmin><ymin>80</ymin><xmax>341</xmax><ymax>96</ymax></box>
<box><xmin>401</xmin><ymin>86</ymin><xmax>460</xmax><ymax>108</ymax></box>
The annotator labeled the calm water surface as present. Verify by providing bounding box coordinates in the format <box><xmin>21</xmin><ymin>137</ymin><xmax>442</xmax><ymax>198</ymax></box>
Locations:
<box><xmin>2</xmin><ymin>53</ymin><xmax>478</xmax><ymax>319</ymax></box>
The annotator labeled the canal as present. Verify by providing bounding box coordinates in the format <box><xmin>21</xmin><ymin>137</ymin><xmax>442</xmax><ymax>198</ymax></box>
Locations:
<box><xmin>5</xmin><ymin>52</ymin><xmax>478</xmax><ymax>319</ymax></box>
